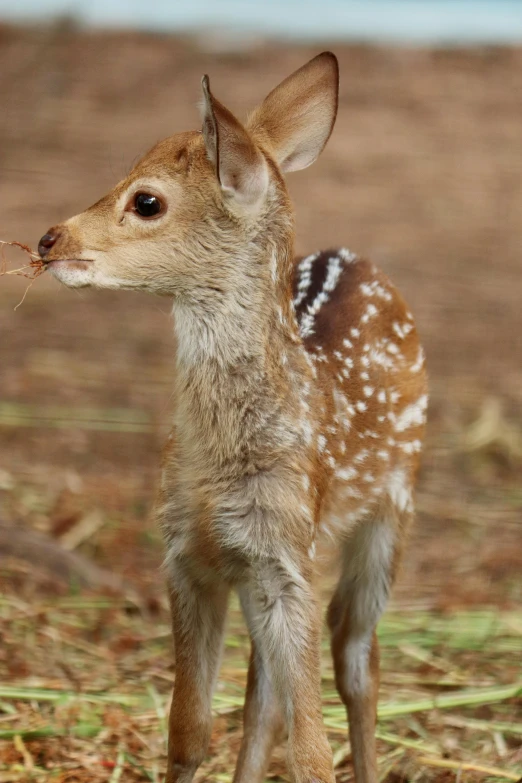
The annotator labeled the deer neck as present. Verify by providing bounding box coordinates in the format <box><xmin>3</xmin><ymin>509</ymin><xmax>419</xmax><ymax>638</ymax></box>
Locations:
<box><xmin>170</xmin><ymin>240</ymin><xmax>306</xmax><ymax>469</ymax></box>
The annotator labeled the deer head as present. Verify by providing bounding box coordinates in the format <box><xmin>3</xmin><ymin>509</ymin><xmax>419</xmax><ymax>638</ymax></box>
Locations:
<box><xmin>38</xmin><ymin>53</ymin><xmax>339</xmax><ymax>308</ymax></box>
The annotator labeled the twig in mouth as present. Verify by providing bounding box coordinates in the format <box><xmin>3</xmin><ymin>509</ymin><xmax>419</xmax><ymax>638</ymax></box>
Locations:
<box><xmin>0</xmin><ymin>240</ymin><xmax>46</xmax><ymax>309</ymax></box>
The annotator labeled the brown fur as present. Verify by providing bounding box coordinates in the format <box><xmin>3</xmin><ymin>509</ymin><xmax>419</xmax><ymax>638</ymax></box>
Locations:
<box><xmin>39</xmin><ymin>53</ymin><xmax>427</xmax><ymax>783</ymax></box>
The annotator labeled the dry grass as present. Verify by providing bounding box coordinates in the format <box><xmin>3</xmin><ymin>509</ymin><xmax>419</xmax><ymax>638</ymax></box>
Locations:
<box><xmin>0</xmin><ymin>242</ymin><xmax>42</xmax><ymax>278</ymax></box>
<box><xmin>0</xmin><ymin>242</ymin><xmax>45</xmax><ymax>310</ymax></box>
<box><xmin>0</xmin><ymin>591</ymin><xmax>520</xmax><ymax>782</ymax></box>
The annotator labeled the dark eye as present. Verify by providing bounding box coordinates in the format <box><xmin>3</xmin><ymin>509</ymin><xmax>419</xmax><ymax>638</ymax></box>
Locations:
<box><xmin>134</xmin><ymin>192</ymin><xmax>164</xmax><ymax>218</ymax></box>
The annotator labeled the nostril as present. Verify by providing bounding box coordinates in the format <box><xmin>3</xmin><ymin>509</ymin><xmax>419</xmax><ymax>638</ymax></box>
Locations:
<box><xmin>38</xmin><ymin>231</ymin><xmax>59</xmax><ymax>259</ymax></box>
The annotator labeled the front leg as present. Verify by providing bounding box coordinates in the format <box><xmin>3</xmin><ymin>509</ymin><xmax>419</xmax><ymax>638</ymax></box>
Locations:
<box><xmin>233</xmin><ymin>590</ymin><xmax>286</xmax><ymax>783</ymax></box>
<box><xmin>243</xmin><ymin>559</ymin><xmax>334</xmax><ymax>783</ymax></box>
<box><xmin>166</xmin><ymin>564</ymin><xmax>229</xmax><ymax>783</ymax></box>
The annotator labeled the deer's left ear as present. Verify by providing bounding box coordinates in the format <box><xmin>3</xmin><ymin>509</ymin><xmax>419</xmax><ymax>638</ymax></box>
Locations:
<box><xmin>201</xmin><ymin>75</ymin><xmax>268</xmax><ymax>207</ymax></box>
<box><xmin>247</xmin><ymin>52</ymin><xmax>339</xmax><ymax>174</ymax></box>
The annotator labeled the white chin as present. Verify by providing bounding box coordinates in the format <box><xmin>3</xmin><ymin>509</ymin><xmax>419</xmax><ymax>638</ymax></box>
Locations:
<box><xmin>49</xmin><ymin>260</ymin><xmax>94</xmax><ymax>288</ymax></box>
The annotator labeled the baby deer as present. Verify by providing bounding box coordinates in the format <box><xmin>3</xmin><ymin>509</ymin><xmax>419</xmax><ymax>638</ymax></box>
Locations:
<box><xmin>38</xmin><ymin>52</ymin><xmax>427</xmax><ymax>783</ymax></box>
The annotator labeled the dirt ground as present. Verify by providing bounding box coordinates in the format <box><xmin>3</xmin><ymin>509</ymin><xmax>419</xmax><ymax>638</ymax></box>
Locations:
<box><xmin>0</xmin><ymin>23</ymin><xmax>521</xmax><ymax>782</ymax></box>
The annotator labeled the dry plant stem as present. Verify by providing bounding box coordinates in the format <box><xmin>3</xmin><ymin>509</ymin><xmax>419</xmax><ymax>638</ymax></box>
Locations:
<box><xmin>0</xmin><ymin>240</ymin><xmax>43</xmax><ymax>275</ymax></box>
<box><xmin>13</xmin><ymin>275</ymin><xmax>39</xmax><ymax>310</ymax></box>
<box><xmin>0</xmin><ymin>240</ymin><xmax>46</xmax><ymax>309</ymax></box>
<box><xmin>415</xmin><ymin>756</ymin><xmax>521</xmax><ymax>781</ymax></box>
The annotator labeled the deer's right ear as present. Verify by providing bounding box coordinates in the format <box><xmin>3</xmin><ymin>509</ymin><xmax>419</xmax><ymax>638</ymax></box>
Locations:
<box><xmin>201</xmin><ymin>75</ymin><xmax>268</xmax><ymax>208</ymax></box>
<box><xmin>247</xmin><ymin>52</ymin><xmax>339</xmax><ymax>174</ymax></box>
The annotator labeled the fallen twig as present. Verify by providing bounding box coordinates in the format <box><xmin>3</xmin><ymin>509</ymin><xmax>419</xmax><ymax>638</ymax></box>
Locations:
<box><xmin>0</xmin><ymin>520</ymin><xmax>144</xmax><ymax>606</ymax></box>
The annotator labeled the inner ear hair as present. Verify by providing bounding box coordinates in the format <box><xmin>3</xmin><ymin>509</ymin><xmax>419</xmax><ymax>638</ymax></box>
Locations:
<box><xmin>200</xmin><ymin>75</ymin><xmax>268</xmax><ymax>207</ymax></box>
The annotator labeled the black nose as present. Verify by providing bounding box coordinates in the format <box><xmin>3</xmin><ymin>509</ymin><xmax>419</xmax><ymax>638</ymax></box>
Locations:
<box><xmin>38</xmin><ymin>230</ymin><xmax>59</xmax><ymax>259</ymax></box>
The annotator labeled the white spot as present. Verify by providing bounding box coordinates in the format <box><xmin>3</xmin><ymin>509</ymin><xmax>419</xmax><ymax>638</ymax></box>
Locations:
<box><xmin>394</xmin><ymin>394</ymin><xmax>428</xmax><ymax>432</ymax></box>
<box><xmin>368</xmin><ymin>346</ymin><xmax>394</xmax><ymax>371</ymax></box>
<box><xmin>410</xmin><ymin>346</ymin><xmax>425</xmax><ymax>374</ymax></box>
<box><xmin>323</xmin><ymin>256</ymin><xmax>343</xmax><ymax>293</ymax></box>
<box><xmin>387</xmin><ymin>468</ymin><xmax>413</xmax><ymax>512</ymax></box>
<box><xmin>318</xmin><ymin>434</ymin><xmax>327</xmax><ymax>452</ymax></box>
<box><xmin>338</xmin><ymin>248</ymin><xmax>357</xmax><ymax>263</ymax></box>
<box><xmin>355</xmin><ymin>401</ymin><xmax>367</xmax><ymax>413</ymax></box>
<box><xmin>293</xmin><ymin>252</ymin><xmax>318</xmax><ymax>307</ymax></box>
<box><xmin>399</xmin><ymin>439</ymin><xmax>422</xmax><ymax>454</ymax></box>
<box><xmin>336</xmin><ymin>466</ymin><xmax>358</xmax><ymax>481</ymax></box>
<box><xmin>350</xmin><ymin>328</ymin><xmax>360</xmax><ymax>338</ymax></box>
<box><xmin>361</xmin><ymin>303</ymin><xmax>378</xmax><ymax>324</ymax></box>
<box><xmin>358</xmin><ymin>279</ymin><xmax>393</xmax><ymax>303</ymax></box>
<box><xmin>376</xmin><ymin>284</ymin><xmax>393</xmax><ymax>302</ymax></box>
<box><xmin>363</xmin><ymin>386</ymin><xmax>374</xmax><ymax>397</ymax></box>
<box><xmin>377</xmin><ymin>390</ymin><xmax>386</xmax><ymax>403</ymax></box>
<box><xmin>392</xmin><ymin>321</ymin><xmax>413</xmax><ymax>340</ymax></box>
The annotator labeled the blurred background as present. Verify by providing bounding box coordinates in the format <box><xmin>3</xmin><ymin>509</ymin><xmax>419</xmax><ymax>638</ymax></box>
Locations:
<box><xmin>0</xmin><ymin>2</ymin><xmax>521</xmax><ymax>782</ymax></box>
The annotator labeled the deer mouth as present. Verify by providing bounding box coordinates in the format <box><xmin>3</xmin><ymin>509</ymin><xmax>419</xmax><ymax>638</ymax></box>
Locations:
<box><xmin>46</xmin><ymin>258</ymin><xmax>94</xmax><ymax>270</ymax></box>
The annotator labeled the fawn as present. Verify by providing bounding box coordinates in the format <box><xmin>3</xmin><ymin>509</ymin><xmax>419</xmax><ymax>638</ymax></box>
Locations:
<box><xmin>38</xmin><ymin>52</ymin><xmax>427</xmax><ymax>783</ymax></box>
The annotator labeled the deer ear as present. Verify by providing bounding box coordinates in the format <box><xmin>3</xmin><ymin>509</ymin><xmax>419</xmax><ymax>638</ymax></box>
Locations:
<box><xmin>247</xmin><ymin>52</ymin><xmax>339</xmax><ymax>174</ymax></box>
<box><xmin>201</xmin><ymin>75</ymin><xmax>268</xmax><ymax>207</ymax></box>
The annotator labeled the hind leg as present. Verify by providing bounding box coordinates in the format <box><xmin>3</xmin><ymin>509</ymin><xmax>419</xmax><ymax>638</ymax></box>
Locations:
<box><xmin>327</xmin><ymin>503</ymin><xmax>410</xmax><ymax>783</ymax></box>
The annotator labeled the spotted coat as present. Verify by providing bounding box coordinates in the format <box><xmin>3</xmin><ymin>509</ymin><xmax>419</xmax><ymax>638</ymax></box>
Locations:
<box><xmin>291</xmin><ymin>248</ymin><xmax>427</xmax><ymax>549</ymax></box>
